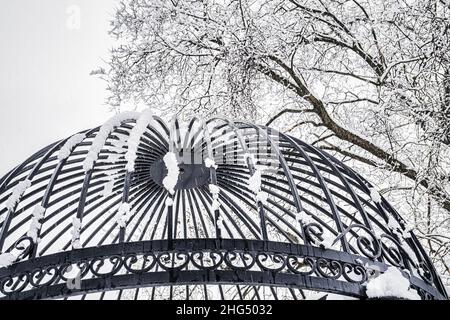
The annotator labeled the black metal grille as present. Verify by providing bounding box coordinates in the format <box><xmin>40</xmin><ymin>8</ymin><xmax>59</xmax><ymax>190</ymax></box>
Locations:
<box><xmin>0</xmin><ymin>114</ymin><xmax>447</xmax><ymax>300</ymax></box>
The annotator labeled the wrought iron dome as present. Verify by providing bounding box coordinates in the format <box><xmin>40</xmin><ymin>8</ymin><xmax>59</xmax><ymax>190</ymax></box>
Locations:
<box><xmin>0</xmin><ymin>111</ymin><xmax>447</xmax><ymax>301</ymax></box>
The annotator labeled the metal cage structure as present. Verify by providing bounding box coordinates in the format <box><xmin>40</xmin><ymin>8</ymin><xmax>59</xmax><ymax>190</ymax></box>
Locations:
<box><xmin>0</xmin><ymin>112</ymin><xmax>447</xmax><ymax>300</ymax></box>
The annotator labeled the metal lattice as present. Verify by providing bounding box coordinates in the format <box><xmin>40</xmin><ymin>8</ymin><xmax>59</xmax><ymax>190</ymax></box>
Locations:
<box><xmin>0</xmin><ymin>113</ymin><xmax>447</xmax><ymax>300</ymax></box>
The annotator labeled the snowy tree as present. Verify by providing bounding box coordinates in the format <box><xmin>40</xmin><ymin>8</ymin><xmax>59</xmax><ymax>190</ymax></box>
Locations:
<box><xmin>98</xmin><ymin>0</ymin><xmax>450</xmax><ymax>283</ymax></box>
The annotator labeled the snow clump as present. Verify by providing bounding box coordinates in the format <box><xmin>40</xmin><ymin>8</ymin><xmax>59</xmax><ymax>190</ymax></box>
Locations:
<box><xmin>165</xmin><ymin>197</ymin><xmax>174</xmax><ymax>207</ymax></box>
<box><xmin>256</xmin><ymin>191</ymin><xmax>269</xmax><ymax>205</ymax></box>
<box><xmin>71</xmin><ymin>217</ymin><xmax>82</xmax><ymax>249</ymax></box>
<box><xmin>296</xmin><ymin>210</ymin><xmax>315</xmax><ymax>225</ymax></box>
<box><xmin>366</xmin><ymin>267</ymin><xmax>421</xmax><ymax>300</ymax></box>
<box><xmin>204</xmin><ymin>158</ymin><xmax>218</xmax><ymax>170</ymax></box>
<box><xmin>58</xmin><ymin>133</ymin><xmax>86</xmax><ymax>161</ymax></box>
<box><xmin>369</xmin><ymin>187</ymin><xmax>382</xmax><ymax>203</ymax></box>
<box><xmin>5</xmin><ymin>179</ymin><xmax>32</xmax><ymax>211</ymax></box>
<box><xmin>0</xmin><ymin>253</ymin><xmax>16</xmax><ymax>268</ymax></box>
<box><xmin>116</xmin><ymin>202</ymin><xmax>132</xmax><ymax>228</ymax></box>
<box><xmin>209</xmin><ymin>184</ymin><xmax>220</xmax><ymax>198</ymax></box>
<box><xmin>248</xmin><ymin>170</ymin><xmax>262</xmax><ymax>194</ymax></box>
<box><xmin>83</xmin><ymin>112</ymin><xmax>139</xmax><ymax>172</ymax></box>
<box><xmin>102</xmin><ymin>178</ymin><xmax>115</xmax><ymax>197</ymax></box>
<box><xmin>27</xmin><ymin>205</ymin><xmax>46</xmax><ymax>242</ymax></box>
<box><xmin>125</xmin><ymin>108</ymin><xmax>154</xmax><ymax>172</ymax></box>
<box><xmin>162</xmin><ymin>152</ymin><xmax>180</xmax><ymax>195</ymax></box>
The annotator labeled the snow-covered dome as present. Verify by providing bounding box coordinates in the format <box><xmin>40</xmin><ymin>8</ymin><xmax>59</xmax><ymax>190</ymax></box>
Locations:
<box><xmin>0</xmin><ymin>111</ymin><xmax>447</xmax><ymax>300</ymax></box>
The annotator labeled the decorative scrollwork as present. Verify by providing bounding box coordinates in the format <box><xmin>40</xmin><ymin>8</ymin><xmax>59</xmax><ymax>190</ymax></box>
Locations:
<box><xmin>157</xmin><ymin>252</ymin><xmax>190</xmax><ymax>271</ymax></box>
<box><xmin>304</xmin><ymin>223</ymin><xmax>324</xmax><ymax>245</ymax></box>
<box><xmin>0</xmin><ymin>273</ymin><xmax>29</xmax><ymax>296</ymax></box>
<box><xmin>335</xmin><ymin>224</ymin><xmax>381</xmax><ymax>259</ymax></box>
<box><xmin>415</xmin><ymin>286</ymin><xmax>434</xmax><ymax>300</ymax></box>
<box><xmin>0</xmin><ymin>240</ymin><xmax>443</xmax><ymax>300</ymax></box>
<box><xmin>123</xmin><ymin>253</ymin><xmax>157</xmax><ymax>274</ymax></box>
<box><xmin>315</xmin><ymin>258</ymin><xmax>343</xmax><ymax>279</ymax></box>
<box><xmin>255</xmin><ymin>253</ymin><xmax>286</xmax><ymax>272</ymax></box>
<box><xmin>29</xmin><ymin>266</ymin><xmax>59</xmax><ymax>287</ymax></box>
<box><xmin>341</xmin><ymin>263</ymin><xmax>367</xmax><ymax>284</ymax></box>
<box><xmin>191</xmin><ymin>251</ymin><xmax>223</xmax><ymax>270</ymax></box>
<box><xmin>90</xmin><ymin>256</ymin><xmax>123</xmax><ymax>277</ymax></box>
<box><xmin>418</xmin><ymin>262</ymin><xmax>434</xmax><ymax>285</ymax></box>
<box><xmin>224</xmin><ymin>251</ymin><xmax>256</xmax><ymax>271</ymax></box>
<box><xmin>286</xmin><ymin>256</ymin><xmax>315</xmax><ymax>275</ymax></box>
<box><xmin>380</xmin><ymin>234</ymin><xmax>404</xmax><ymax>267</ymax></box>
<box><xmin>59</xmin><ymin>261</ymin><xmax>89</xmax><ymax>281</ymax></box>
<box><xmin>12</xmin><ymin>237</ymin><xmax>35</xmax><ymax>261</ymax></box>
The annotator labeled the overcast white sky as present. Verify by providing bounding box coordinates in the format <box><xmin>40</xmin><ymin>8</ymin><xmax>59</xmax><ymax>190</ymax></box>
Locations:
<box><xmin>0</xmin><ymin>0</ymin><xmax>120</xmax><ymax>176</ymax></box>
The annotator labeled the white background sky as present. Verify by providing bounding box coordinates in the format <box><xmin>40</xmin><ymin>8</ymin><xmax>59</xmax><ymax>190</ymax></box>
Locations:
<box><xmin>0</xmin><ymin>0</ymin><xmax>120</xmax><ymax>176</ymax></box>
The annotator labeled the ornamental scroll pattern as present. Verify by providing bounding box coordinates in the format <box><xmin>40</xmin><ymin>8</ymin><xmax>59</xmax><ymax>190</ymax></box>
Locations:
<box><xmin>303</xmin><ymin>222</ymin><xmax>435</xmax><ymax>285</ymax></box>
<box><xmin>0</xmin><ymin>249</ymin><xmax>368</xmax><ymax>298</ymax></box>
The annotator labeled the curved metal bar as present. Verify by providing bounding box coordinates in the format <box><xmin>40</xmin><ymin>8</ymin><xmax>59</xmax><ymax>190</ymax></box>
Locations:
<box><xmin>219</xmin><ymin>169</ymin><xmax>357</xmax><ymax>244</ymax></box>
<box><xmin>290</xmin><ymin>136</ymin><xmax>446</xmax><ymax>296</ymax></box>
<box><xmin>3</xmin><ymin>271</ymin><xmax>362</xmax><ymax>301</ymax></box>
<box><xmin>119</xmin><ymin>173</ymin><xmax>132</xmax><ymax>243</ymax></box>
<box><xmin>0</xmin><ymin>139</ymin><xmax>66</xmax><ymax>253</ymax></box>
<box><xmin>236</xmin><ymin>122</ymin><xmax>307</xmax><ymax>244</ymax></box>
<box><xmin>278</xmin><ymin>133</ymin><xmax>350</xmax><ymax>252</ymax></box>
<box><xmin>30</xmin><ymin>128</ymin><xmax>99</xmax><ymax>257</ymax></box>
<box><xmin>89</xmin><ymin>179</ymin><xmax>160</xmax><ymax>247</ymax></box>
<box><xmin>209</xmin><ymin>118</ymin><xmax>269</xmax><ymax>240</ymax></box>
<box><xmin>296</xmin><ymin>137</ymin><xmax>437</xmax><ymax>273</ymax></box>
<box><xmin>198</xmin><ymin>117</ymin><xmax>221</xmax><ymax>238</ymax></box>
<box><xmin>73</xmin><ymin>119</ymin><xmax>138</xmax><ymax>236</ymax></box>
